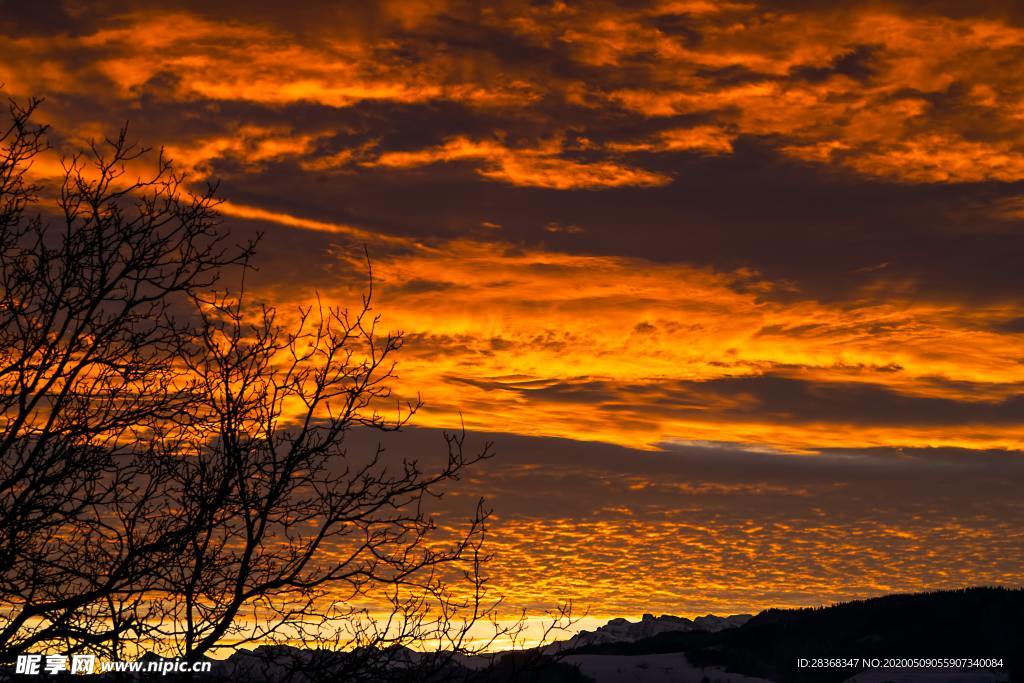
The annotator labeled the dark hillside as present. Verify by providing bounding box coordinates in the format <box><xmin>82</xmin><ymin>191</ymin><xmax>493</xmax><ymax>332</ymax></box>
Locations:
<box><xmin>565</xmin><ymin>587</ymin><xmax>1024</xmax><ymax>682</ymax></box>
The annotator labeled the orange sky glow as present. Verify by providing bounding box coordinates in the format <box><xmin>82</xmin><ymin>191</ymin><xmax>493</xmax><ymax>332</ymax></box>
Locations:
<box><xmin>4</xmin><ymin>0</ymin><xmax>1024</xmax><ymax>631</ymax></box>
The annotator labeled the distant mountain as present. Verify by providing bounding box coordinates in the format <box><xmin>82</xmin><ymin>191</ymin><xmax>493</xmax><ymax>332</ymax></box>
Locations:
<box><xmin>563</xmin><ymin>587</ymin><xmax>1023</xmax><ymax>682</ymax></box>
<box><xmin>548</xmin><ymin>612</ymin><xmax>752</xmax><ymax>651</ymax></box>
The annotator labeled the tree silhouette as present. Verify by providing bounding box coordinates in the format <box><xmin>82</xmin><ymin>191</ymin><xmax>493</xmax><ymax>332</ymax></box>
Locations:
<box><xmin>0</xmin><ymin>98</ymin><xmax>576</xmax><ymax>677</ymax></box>
<box><xmin>0</xmin><ymin>96</ymin><xmax>250</xmax><ymax>658</ymax></box>
<box><xmin>152</xmin><ymin>272</ymin><xmax>494</xmax><ymax>662</ymax></box>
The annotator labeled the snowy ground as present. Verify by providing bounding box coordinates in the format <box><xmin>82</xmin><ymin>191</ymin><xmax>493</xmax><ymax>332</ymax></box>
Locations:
<box><xmin>562</xmin><ymin>653</ymin><xmax>771</xmax><ymax>683</ymax></box>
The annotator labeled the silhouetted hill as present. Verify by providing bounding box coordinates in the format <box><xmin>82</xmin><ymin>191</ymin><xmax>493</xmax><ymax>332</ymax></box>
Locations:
<box><xmin>564</xmin><ymin>586</ymin><xmax>1023</xmax><ymax>682</ymax></box>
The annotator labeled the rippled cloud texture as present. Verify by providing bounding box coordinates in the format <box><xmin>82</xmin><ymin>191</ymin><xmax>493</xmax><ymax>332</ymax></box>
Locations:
<box><xmin>4</xmin><ymin>0</ymin><xmax>1023</xmax><ymax>617</ymax></box>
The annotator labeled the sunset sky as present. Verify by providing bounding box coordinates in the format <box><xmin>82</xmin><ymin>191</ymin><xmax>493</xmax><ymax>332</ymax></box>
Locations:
<box><xmin>5</xmin><ymin>0</ymin><xmax>1024</xmax><ymax>628</ymax></box>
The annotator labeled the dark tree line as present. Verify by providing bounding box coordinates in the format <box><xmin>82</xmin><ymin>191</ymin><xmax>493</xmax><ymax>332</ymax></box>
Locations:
<box><xmin>0</xmin><ymin>98</ymin><xmax>577</xmax><ymax>680</ymax></box>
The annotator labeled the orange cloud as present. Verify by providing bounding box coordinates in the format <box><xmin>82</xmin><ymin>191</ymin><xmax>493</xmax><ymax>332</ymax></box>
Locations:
<box><xmin>607</xmin><ymin>126</ymin><xmax>735</xmax><ymax>155</ymax></box>
<box><xmin>231</xmin><ymin>232</ymin><xmax>1024</xmax><ymax>454</ymax></box>
<box><xmin>8</xmin><ymin>4</ymin><xmax>1024</xmax><ymax>185</ymax></box>
<box><xmin>369</xmin><ymin>137</ymin><xmax>672</xmax><ymax>189</ymax></box>
<box><xmin>22</xmin><ymin>10</ymin><xmax>536</xmax><ymax>110</ymax></box>
<box><xmin>7</xmin><ymin>2</ymin><xmax>1024</xmax><ymax>453</ymax></box>
<box><xmin>844</xmin><ymin>135</ymin><xmax>1024</xmax><ymax>183</ymax></box>
<box><xmin>163</xmin><ymin>126</ymin><xmax>321</xmax><ymax>177</ymax></box>
<box><xmin>479</xmin><ymin>511</ymin><xmax>1024</xmax><ymax>618</ymax></box>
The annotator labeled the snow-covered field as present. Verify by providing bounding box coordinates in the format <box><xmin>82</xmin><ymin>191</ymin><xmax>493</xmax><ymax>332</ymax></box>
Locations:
<box><xmin>563</xmin><ymin>653</ymin><xmax>771</xmax><ymax>683</ymax></box>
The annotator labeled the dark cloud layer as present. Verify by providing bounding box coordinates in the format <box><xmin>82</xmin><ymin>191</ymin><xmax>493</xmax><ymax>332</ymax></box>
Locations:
<box><xmin>451</xmin><ymin>373</ymin><xmax>1024</xmax><ymax>429</ymax></box>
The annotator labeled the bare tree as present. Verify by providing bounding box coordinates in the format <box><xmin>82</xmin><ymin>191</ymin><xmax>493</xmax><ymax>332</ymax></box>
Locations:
<box><xmin>0</xmin><ymin>96</ymin><xmax>250</xmax><ymax>659</ymax></box>
<box><xmin>162</xmin><ymin>279</ymin><xmax>582</xmax><ymax>677</ymax></box>
<box><xmin>147</xmin><ymin>275</ymin><xmax>496</xmax><ymax>661</ymax></box>
<box><xmin>0</xmin><ymin>98</ymin><xmax>581</xmax><ymax>679</ymax></box>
